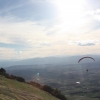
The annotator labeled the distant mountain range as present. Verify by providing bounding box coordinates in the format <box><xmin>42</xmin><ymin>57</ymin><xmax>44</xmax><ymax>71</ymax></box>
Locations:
<box><xmin>0</xmin><ymin>55</ymin><xmax>100</xmax><ymax>68</ymax></box>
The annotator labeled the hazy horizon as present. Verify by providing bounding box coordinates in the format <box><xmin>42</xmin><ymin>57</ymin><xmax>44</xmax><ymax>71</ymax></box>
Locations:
<box><xmin>0</xmin><ymin>54</ymin><xmax>99</xmax><ymax>61</ymax></box>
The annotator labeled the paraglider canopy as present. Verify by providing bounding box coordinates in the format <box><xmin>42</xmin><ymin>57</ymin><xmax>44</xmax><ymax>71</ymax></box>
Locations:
<box><xmin>78</xmin><ymin>56</ymin><xmax>95</xmax><ymax>63</ymax></box>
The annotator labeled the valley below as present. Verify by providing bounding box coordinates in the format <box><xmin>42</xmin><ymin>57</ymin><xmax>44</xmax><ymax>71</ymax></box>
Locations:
<box><xmin>6</xmin><ymin>62</ymin><xmax>100</xmax><ymax>100</ymax></box>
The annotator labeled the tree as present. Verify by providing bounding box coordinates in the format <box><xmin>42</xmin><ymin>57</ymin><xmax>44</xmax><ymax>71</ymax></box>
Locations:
<box><xmin>42</xmin><ymin>85</ymin><xmax>68</xmax><ymax>100</ymax></box>
<box><xmin>53</xmin><ymin>88</ymin><xmax>61</xmax><ymax>95</ymax></box>
<box><xmin>53</xmin><ymin>88</ymin><xmax>67</xmax><ymax>100</ymax></box>
<box><xmin>0</xmin><ymin>68</ymin><xmax>6</xmax><ymax>75</ymax></box>
<box><xmin>16</xmin><ymin>76</ymin><xmax>25</xmax><ymax>82</ymax></box>
<box><xmin>42</xmin><ymin>85</ymin><xmax>54</xmax><ymax>93</ymax></box>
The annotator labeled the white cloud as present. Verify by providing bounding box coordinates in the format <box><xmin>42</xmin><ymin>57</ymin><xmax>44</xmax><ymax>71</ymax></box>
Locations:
<box><xmin>0</xmin><ymin>18</ymin><xmax>47</xmax><ymax>45</ymax></box>
<box><xmin>0</xmin><ymin>15</ymin><xmax>99</xmax><ymax>59</ymax></box>
<box><xmin>78</xmin><ymin>43</ymin><xmax>95</xmax><ymax>46</ymax></box>
<box><xmin>86</xmin><ymin>9</ymin><xmax>100</xmax><ymax>21</ymax></box>
<box><xmin>0</xmin><ymin>48</ymin><xmax>17</xmax><ymax>60</ymax></box>
<box><xmin>66</xmin><ymin>39</ymin><xmax>100</xmax><ymax>46</ymax></box>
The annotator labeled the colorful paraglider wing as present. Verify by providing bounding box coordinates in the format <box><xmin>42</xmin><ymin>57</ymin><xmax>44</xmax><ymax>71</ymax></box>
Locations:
<box><xmin>78</xmin><ymin>57</ymin><xmax>95</xmax><ymax>63</ymax></box>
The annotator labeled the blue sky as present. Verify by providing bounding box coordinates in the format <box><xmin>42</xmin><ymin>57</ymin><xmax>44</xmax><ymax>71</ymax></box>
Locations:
<box><xmin>0</xmin><ymin>0</ymin><xmax>57</xmax><ymax>21</ymax></box>
<box><xmin>0</xmin><ymin>0</ymin><xmax>100</xmax><ymax>60</ymax></box>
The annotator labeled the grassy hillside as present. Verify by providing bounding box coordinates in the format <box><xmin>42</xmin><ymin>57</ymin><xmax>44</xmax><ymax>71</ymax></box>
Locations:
<box><xmin>0</xmin><ymin>75</ymin><xmax>60</xmax><ymax>100</ymax></box>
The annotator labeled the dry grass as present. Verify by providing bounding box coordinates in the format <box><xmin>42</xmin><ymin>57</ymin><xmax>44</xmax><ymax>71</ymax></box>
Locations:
<box><xmin>0</xmin><ymin>75</ymin><xmax>59</xmax><ymax>100</ymax></box>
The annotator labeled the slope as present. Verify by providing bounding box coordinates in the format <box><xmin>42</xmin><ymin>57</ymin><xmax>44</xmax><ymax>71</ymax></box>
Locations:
<box><xmin>0</xmin><ymin>75</ymin><xmax>60</xmax><ymax>100</ymax></box>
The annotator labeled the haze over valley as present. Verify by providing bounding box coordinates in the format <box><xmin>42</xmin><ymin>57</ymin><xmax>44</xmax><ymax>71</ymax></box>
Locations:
<box><xmin>3</xmin><ymin>55</ymin><xmax>100</xmax><ymax>99</ymax></box>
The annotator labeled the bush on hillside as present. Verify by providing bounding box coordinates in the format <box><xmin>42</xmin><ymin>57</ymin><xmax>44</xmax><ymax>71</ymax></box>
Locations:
<box><xmin>0</xmin><ymin>68</ymin><xmax>25</xmax><ymax>82</ymax></box>
<box><xmin>42</xmin><ymin>85</ymin><xmax>68</xmax><ymax>100</ymax></box>
<box><xmin>0</xmin><ymin>68</ymin><xmax>6</xmax><ymax>75</ymax></box>
<box><xmin>16</xmin><ymin>76</ymin><xmax>25</xmax><ymax>82</ymax></box>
